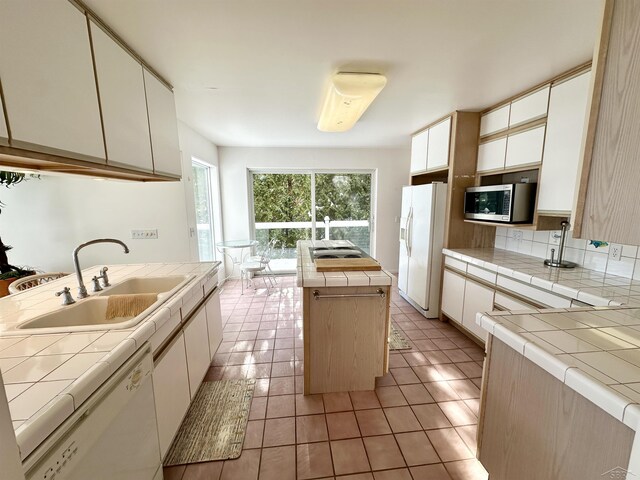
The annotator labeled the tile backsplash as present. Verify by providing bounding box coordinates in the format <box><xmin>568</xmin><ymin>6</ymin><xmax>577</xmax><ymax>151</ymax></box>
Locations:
<box><xmin>495</xmin><ymin>227</ymin><xmax>640</xmax><ymax>280</ymax></box>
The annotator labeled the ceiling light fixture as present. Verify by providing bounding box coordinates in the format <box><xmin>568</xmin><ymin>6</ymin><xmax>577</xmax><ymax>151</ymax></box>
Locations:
<box><xmin>317</xmin><ymin>72</ymin><xmax>387</xmax><ymax>132</ymax></box>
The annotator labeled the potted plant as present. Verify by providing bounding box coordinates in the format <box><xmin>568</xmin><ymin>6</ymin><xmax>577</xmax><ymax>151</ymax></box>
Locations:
<box><xmin>0</xmin><ymin>171</ymin><xmax>37</xmax><ymax>296</ymax></box>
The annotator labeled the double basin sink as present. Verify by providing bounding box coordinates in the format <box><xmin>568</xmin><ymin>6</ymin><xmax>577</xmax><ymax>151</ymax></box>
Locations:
<box><xmin>15</xmin><ymin>275</ymin><xmax>194</xmax><ymax>333</ymax></box>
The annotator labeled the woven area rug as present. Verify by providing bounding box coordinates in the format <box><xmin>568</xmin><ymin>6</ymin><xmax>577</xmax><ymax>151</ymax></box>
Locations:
<box><xmin>389</xmin><ymin>326</ymin><xmax>411</xmax><ymax>350</ymax></box>
<box><xmin>164</xmin><ymin>378</ymin><xmax>255</xmax><ymax>466</ymax></box>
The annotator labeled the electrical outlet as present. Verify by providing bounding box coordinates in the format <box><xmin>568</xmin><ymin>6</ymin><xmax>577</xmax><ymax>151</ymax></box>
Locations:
<box><xmin>131</xmin><ymin>229</ymin><xmax>158</xmax><ymax>240</ymax></box>
<box><xmin>511</xmin><ymin>230</ymin><xmax>523</xmax><ymax>241</ymax></box>
<box><xmin>610</xmin><ymin>244</ymin><xmax>622</xmax><ymax>261</ymax></box>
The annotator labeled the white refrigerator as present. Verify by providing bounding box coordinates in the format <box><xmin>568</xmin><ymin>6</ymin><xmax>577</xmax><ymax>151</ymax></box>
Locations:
<box><xmin>398</xmin><ymin>183</ymin><xmax>447</xmax><ymax>318</ymax></box>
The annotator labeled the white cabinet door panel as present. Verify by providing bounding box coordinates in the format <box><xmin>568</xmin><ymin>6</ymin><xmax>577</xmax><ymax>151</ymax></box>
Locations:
<box><xmin>153</xmin><ymin>332</ymin><xmax>190</xmax><ymax>458</ymax></box>
<box><xmin>90</xmin><ymin>21</ymin><xmax>153</xmax><ymax>172</ymax></box>
<box><xmin>477</xmin><ymin>137</ymin><xmax>507</xmax><ymax>172</ymax></box>
<box><xmin>509</xmin><ymin>85</ymin><xmax>550</xmax><ymax>127</ymax></box>
<box><xmin>480</xmin><ymin>105</ymin><xmax>510</xmax><ymax>137</ymax></box>
<box><xmin>494</xmin><ymin>291</ymin><xmax>538</xmax><ymax>311</ymax></box>
<box><xmin>462</xmin><ymin>278</ymin><xmax>494</xmax><ymax>342</ymax></box>
<box><xmin>410</xmin><ymin>129</ymin><xmax>428</xmax><ymax>174</ymax></box>
<box><xmin>0</xmin><ymin>0</ymin><xmax>104</xmax><ymax>160</ymax></box>
<box><xmin>144</xmin><ymin>69</ymin><xmax>181</xmax><ymax>177</ymax></box>
<box><xmin>426</xmin><ymin>117</ymin><xmax>451</xmax><ymax>171</ymax></box>
<box><xmin>184</xmin><ymin>306</ymin><xmax>211</xmax><ymax>398</ymax></box>
<box><xmin>496</xmin><ymin>275</ymin><xmax>571</xmax><ymax>308</ymax></box>
<box><xmin>505</xmin><ymin>125</ymin><xmax>545</xmax><ymax>168</ymax></box>
<box><xmin>537</xmin><ymin>71</ymin><xmax>591</xmax><ymax>213</ymax></box>
<box><xmin>442</xmin><ymin>269</ymin><xmax>465</xmax><ymax>324</ymax></box>
<box><xmin>0</xmin><ymin>93</ymin><xmax>8</xmax><ymax>145</ymax></box>
<box><xmin>205</xmin><ymin>289</ymin><xmax>223</xmax><ymax>361</ymax></box>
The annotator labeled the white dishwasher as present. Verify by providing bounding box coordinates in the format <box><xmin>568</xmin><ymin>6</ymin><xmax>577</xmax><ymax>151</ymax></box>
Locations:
<box><xmin>23</xmin><ymin>344</ymin><xmax>162</xmax><ymax>480</ymax></box>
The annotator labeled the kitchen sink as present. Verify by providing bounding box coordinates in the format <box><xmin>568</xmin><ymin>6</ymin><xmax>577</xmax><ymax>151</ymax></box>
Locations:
<box><xmin>98</xmin><ymin>275</ymin><xmax>190</xmax><ymax>297</ymax></box>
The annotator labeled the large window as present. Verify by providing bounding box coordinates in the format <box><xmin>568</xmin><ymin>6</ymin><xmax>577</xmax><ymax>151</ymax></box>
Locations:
<box><xmin>251</xmin><ymin>170</ymin><xmax>374</xmax><ymax>272</ymax></box>
<box><xmin>192</xmin><ymin>160</ymin><xmax>217</xmax><ymax>261</ymax></box>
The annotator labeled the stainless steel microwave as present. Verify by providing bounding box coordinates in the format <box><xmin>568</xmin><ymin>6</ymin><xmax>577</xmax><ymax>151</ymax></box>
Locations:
<box><xmin>464</xmin><ymin>183</ymin><xmax>536</xmax><ymax>223</ymax></box>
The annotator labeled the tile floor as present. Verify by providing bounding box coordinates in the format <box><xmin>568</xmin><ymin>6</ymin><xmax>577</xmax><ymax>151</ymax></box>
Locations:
<box><xmin>164</xmin><ymin>276</ymin><xmax>489</xmax><ymax>480</ymax></box>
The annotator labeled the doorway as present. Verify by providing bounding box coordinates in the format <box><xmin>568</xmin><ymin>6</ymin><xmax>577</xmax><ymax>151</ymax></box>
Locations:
<box><xmin>192</xmin><ymin>160</ymin><xmax>218</xmax><ymax>261</ymax></box>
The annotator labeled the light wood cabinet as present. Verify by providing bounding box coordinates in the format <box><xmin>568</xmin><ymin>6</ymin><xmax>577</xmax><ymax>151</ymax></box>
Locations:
<box><xmin>426</xmin><ymin>117</ymin><xmax>451</xmax><ymax>171</ymax></box>
<box><xmin>153</xmin><ymin>332</ymin><xmax>190</xmax><ymax>458</ymax></box>
<box><xmin>410</xmin><ymin>129</ymin><xmax>428</xmax><ymax>174</ymax></box>
<box><xmin>461</xmin><ymin>278</ymin><xmax>493</xmax><ymax>342</ymax></box>
<box><xmin>205</xmin><ymin>289</ymin><xmax>223</xmax><ymax>362</ymax></box>
<box><xmin>90</xmin><ymin>20</ymin><xmax>153</xmax><ymax>172</ymax></box>
<box><xmin>0</xmin><ymin>0</ymin><xmax>105</xmax><ymax>161</ymax></box>
<box><xmin>504</xmin><ymin>125</ymin><xmax>545</xmax><ymax>169</ymax></box>
<box><xmin>573</xmin><ymin>0</ymin><xmax>640</xmax><ymax>244</ymax></box>
<box><xmin>0</xmin><ymin>92</ymin><xmax>8</xmax><ymax>146</ymax></box>
<box><xmin>144</xmin><ymin>69</ymin><xmax>181</xmax><ymax>177</ymax></box>
<box><xmin>480</xmin><ymin>105</ymin><xmax>510</xmax><ymax>137</ymax></box>
<box><xmin>537</xmin><ymin>70</ymin><xmax>591</xmax><ymax>214</ymax></box>
<box><xmin>477</xmin><ymin>137</ymin><xmax>507</xmax><ymax>172</ymax></box>
<box><xmin>508</xmin><ymin>85</ymin><xmax>550</xmax><ymax>127</ymax></box>
<box><xmin>183</xmin><ymin>305</ymin><xmax>211</xmax><ymax>398</ymax></box>
<box><xmin>441</xmin><ymin>269</ymin><xmax>465</xmax><ymax>324</ymax></box>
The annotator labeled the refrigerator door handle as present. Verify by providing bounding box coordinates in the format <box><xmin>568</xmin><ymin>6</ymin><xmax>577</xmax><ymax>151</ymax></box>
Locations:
<box><xmin>406</xmin><ymin>207</ymin><xmax>413</xmax><ymax>257</ymax></box>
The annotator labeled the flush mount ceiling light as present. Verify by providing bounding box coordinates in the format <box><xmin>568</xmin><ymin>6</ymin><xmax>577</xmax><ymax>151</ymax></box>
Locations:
<box><xmin>317</xmin><ymin>72</ymin><xmax>387</xmax><ymax>132</ymax></box>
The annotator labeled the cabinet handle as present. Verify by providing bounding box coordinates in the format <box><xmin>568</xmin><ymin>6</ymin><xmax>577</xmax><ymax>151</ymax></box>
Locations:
<box><xmin>313</xmin><ymin>289</ymin><xmax>386</xmax><ymax>300</ymax></box>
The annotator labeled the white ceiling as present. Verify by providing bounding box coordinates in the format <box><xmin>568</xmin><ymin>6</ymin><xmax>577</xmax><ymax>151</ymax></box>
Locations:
<box><xmin>83</xmin><ymin>0</ymin><xmax>602</xmax><ymax>148</ymax></box>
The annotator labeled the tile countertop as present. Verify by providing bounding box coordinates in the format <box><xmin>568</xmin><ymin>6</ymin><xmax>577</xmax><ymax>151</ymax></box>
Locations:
<box><xmin>296</xmin><ymin>240</ymin><xmax>393</xmax><ymax>288</ymax></box>
<box><xmin>0</xmin><ymin>261</ymin><xmax>220</xmax><ymax>461</ymax></box>
<box><xmin>443</xmin><ymin>247</ymin><xmax>640</xmax><ymax>307</ymax></box>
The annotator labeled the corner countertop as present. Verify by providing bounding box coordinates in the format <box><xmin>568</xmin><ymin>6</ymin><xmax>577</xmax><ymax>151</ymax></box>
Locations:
<box><xmin>0</xmin><ymin>261</ymin><xmax>220</xmax><ymax>461</ymax></box>
<box><xmin>443</xmin><ymin>247</ymin><xmax>640</xmax><ymax>307</ymax></box>
<box><xmin>296</xmin><ymin>240</ymin><xmax>393</xmax><ymax>288</ymax></box>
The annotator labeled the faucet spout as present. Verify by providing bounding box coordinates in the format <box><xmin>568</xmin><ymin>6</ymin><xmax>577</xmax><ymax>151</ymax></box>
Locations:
<box><xmin>73</xmin><ymin>238</ymin><xmax>130</xmax><ymax>299</ymax></box>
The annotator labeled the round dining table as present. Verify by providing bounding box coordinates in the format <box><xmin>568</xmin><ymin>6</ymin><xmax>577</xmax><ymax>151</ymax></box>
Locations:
<box><xmin>215</xmin><ymin>239</ymin><xmax>259</xmax><ymax>281</ymax></box>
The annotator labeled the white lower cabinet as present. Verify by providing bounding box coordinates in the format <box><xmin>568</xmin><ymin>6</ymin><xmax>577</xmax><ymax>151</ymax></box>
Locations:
<box><xmin>205</xmin><ymin>289</ymin><xmax>223</xmax><ymax>362</ymax></box>
<box><xmin>183</xmin><ymin>306</ymin><xmax>211</xmax><ymax>398</ymax></box>
<box><xmin>494</xmin><ymin>291</ymin><xmax>538</xmax><ymax>311</ymax></box>
<box><xmin>441</xmin><ymin>269</ymin><xmax>465</xmax><ymax>324</ymax></box>
<box><xmin>153</xmin><ymin>332</ymin><xmax>190</xmax><ymax>458</ymax></box>
<box><xmin>462</xmin><ymin>279</ymin><xmax>494</xmax><ymax>342</ymax></box>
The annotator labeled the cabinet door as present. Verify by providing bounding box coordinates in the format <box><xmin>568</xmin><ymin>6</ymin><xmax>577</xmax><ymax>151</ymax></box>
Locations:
<box><xmin>505</xmin><ymin>125</ymin><xmax>545</xmax><ymax>168</ymax></box>
<box><xmin>480</xmin><ymin>104</ymin><xmax>510</xmax><ymax>137</ymax></box>
<box><xmin>144</xmin><ymin>69</ymin><xmax>181</xmax><ymax>177</ymax></box>
<box><xmin>205</xmin><ymin>289</ymin><xmax>223</xmax><ymax>362</ymax></box>
<box><xmin>183</xmin><ymin>306</ymin><xmax>211</xmax><ymax>398</ymax></box>
<box><xmin>477</xmin><ymin>137</ymin><xmax>507</xmax><ymax>172</ymax></box>
<box><xmin>537</xmin><ymin>71</ymin><xmax>591</xmax><ymax>213</ymax></box>
<box><xmin>153</xmin><ymin>332</ymin><xmax>190</xmax><ymax>458</ymax></box>
<box><xmin>509</xmin><ymin>85</ymin><xmax>550</xmax><ymax>127</ymax></box>
<box><xmin>0</xmin><ymin>91</ymin><xmax>8</xmax><ymax>146</ymax></box>
<box><xmin>0</xmin><ymin>1</ymin><xmax>104</xmax><ymax>160</ymax></box>
<box><xmin>426</xmin><ymin>117</ymin><xmax>451</xmax><ymax>171</ymax></box>
<box><xmin>462</xmin><ymin>279</ymin><xmax>494</xmax><ymax>342</ymax></box>
<box><xmin>90</xmin><ymin>21</ymin><xmax>153</xmax><ymax>172</ymax></box>
<box><xmin>410</xmin><ymin>129</ymin><xmax>428</xmax><ymax>174</ymax></box>
<box><xmin>441</xmin><ymin>269</ymin><xmax>465</xmax><ymax>324</ymax></box>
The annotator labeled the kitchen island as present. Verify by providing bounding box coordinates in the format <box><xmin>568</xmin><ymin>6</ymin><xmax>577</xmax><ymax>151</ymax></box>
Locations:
<box><xmin>297</xmin><ymin>240</ymin><xmax>393</xmax><ymax>394</ymax></box>
<box><xmin>0</xmin><ymin>261</ymin><xmax>221</xmax><ymax>465</ymax></box>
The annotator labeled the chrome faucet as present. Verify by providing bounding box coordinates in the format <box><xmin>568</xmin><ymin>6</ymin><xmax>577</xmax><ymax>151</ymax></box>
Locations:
<box><xmin>55</xmin><ymin>287</ymin><xmax>75</xmax><ymax>306</ymax></box>
<box><xmin>544</xmin><ymin>221</ymin><xmax>576</xmax><ymax>269</ymax></box>
<box><xmin>73</xmin><ymin>239</ymin><xmax>130</xmax><ymax>299</ymax></box>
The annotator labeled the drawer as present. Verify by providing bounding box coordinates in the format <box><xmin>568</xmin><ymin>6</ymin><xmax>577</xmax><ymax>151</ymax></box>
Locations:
<box><xmin>494</xmin><ymin>291</ymin><xmax>538</xmax><ymax>311</ymax></box>
<box><xmin>467</xmin><ymin>264</ymin><xmax>497</xmax><ymax>284</ymax></box>
<box><xmin>444</xmin><ymin>256</ymin><xmax>468</xmax><ymax>273</ymax></box>
<box><xmin>149</xmin><ymin>308</ymin><xmax>181</xmax><ymax>353</ymax></box>
<box><xmin>181</xmin><ymin>283</ymin><xmax>205</xmax><ymax>319</ymax></box>
<box><xmin>509</xmin><ymin>85</ymin><xmax>550</xmax><ymax>127</ymax></box>
<box><xmin>496</xmin><ymin>275</ymin><xmax>571</xmax><ymax>308</ymax></box>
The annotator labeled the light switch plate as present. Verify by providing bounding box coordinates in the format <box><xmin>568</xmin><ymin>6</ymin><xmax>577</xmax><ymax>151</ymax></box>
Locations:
<box><xmin>511</xmin><ymin>229</ymin><xmax>523</xmax><ymax>241</ymax></box>
<box><xmin>131</xmin><ymin>229</ymin><xmax>158</xmax><ymax>240</ymax></box>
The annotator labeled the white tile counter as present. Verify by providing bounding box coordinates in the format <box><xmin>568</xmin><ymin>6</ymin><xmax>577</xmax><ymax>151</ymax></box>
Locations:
<box><xmin>296</xmin><ymin>240</ymin><xmax>393</xmax><ymax>288</ymax></box>
<box><xmin>0</xmin><ymin>261</ymin><xmax>220</xmax><ymax>460</ymax></box>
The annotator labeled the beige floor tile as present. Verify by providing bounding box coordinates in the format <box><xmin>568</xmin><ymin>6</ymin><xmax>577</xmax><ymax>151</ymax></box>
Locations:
<box><xmin>331</xmin><ymin>438</ymin><xmax>370</xmax><ymax>475</ymax></box>
<box><xmin>262</xmin><ymin>417</ymin><xmax>295</xmax><ymax>447</ymax></box>
<box><xmin>349</xmin><ymin>390</ymin><xmax>381</xmax><ymax>410</ymax></box>
<box><xmin>323</xmin><ymin>392</ymin><xmax>353</xmax><ymax>412</ymax></box>
<box><xmin>395</xmin><ymin>431</ymin><xmax>440</xmax><ymax>466</ymax></box>
<box><xmin>296</xmin><ymin>414</ymin><xmax>329</xmax><ymax>443</ymax></box>
<box><xmin>326</xmin><ymin>411</ymin><xmax>361</xmax><ymax>439</ymax></box>
<box><xmin>355</xmin><ymin>409</ymin><xmax>392</xmax><ymax>436</ymax></box>
<box><xmin>362</xmin><ymin>434</ymin><xmax>405</xmax><ymax>470</ymax></box>
<box><xmin>384</xmin><ymin>406</ymin><xmax>422</xmax><ymax>432</ymax></box>
<box><xmin>297</xmin><ymin>442</ymin><xmax>334</xmax><ymax>480</ymax></box>
<box><xmin>259</xmin><ymin>446</ymin><xmax>296</xmax><ymax>480</ymax></box>
<box><xmin>220</xmin><ymin>449</ymin><xmax>260</xmax><ymax>480</ymax></box>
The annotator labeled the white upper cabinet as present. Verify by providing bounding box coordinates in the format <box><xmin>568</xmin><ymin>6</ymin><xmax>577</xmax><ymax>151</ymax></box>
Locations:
<box><xmin>144</xmin><ymin>69</ymin><xmax>181</xmax><ymax>177</ymax></box>
<box><xmin>477</xmin><ymin>137</ymin><xmax>507</xmax><ymax>172</ymax></box>
<box><xmin>0</xmin><ymin>1</ymin><xmax>105</xmax><ymax>161</ymax></box>
<box><xmin>505</xmin><ymin>125</ymin><xmax>546</xmax><ymax>169</ymax></box>
<box><xmin>0</xmin><ymin>92</ymin><xmax>8</xmax><ymax>146</ymax></box>
<box><xmin>480</xmin><ymin>104</ymin><xmax>510</xmax><ymax>137</ymax></box>
<box><xmin>410</xmin><ymin>129</ymin><xmax>428</xmax><ymax>174</ymax></box>
<box><xmin>538</xmin><ymin>71</ymin><xmax>591</xmax><ymax>213</ymax></box>
<box><xmin>426</xmin><ymin>117</ymin><xmax>451</xmax><ymax>171</ymax></box>
<box><xmin>508</xmin><ymin>85</ymin><xmax>550</xmax><ymax>128</ymax></box>
<box><xmin>90</xmin><ymin>21</ymin><xmax>153</xmax><ymax>172</ymax></box>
